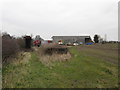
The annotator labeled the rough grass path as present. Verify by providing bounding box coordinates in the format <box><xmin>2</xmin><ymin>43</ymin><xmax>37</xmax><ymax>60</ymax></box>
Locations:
<box><xmin>2</xmin><ymin>46</ymin><xmax>118</xmax><ymax>88</ymax></box>
<box><xmin>76</xmin><ymin>44</ymin><xmax>118</xmax><ymax>65</ymax></box>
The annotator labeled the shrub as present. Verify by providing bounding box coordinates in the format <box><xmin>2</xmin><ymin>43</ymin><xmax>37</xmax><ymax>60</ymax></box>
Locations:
<box><xmin>2</xmin><ymin>33</ymin><xmax>19</xmax><ymax>63</ymax></box>
<box><xmin>16</xmin><ymin>37</ymin><xmax>25</xmax><ymax>50</ymax></box>
<box><xmin>40</xmin><ymin>43</ymin><xmax>68</xmax><ymax>55</ymax></box>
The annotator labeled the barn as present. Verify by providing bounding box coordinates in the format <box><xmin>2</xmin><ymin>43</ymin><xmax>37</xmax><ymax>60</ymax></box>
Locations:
<box><xmin>52</xmin><ymin>36</ymin><xmax>92</xmax><ymax>44</ymax></box>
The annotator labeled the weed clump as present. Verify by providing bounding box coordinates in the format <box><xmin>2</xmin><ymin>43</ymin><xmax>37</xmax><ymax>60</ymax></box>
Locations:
<box><xmin>36</xmin><ymin>44</ymin><xmax>71</xmax><ymax>67</ymax></box>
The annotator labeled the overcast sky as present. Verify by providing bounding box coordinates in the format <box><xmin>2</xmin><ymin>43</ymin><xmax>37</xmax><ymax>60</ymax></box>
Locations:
<box><xmin>1</xmin><ymin>0</ymin><xmax>119</xmax><ymax>40</ymax></box>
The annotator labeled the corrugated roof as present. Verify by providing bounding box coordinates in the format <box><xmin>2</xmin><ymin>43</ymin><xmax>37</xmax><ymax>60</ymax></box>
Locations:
<box><xmin>52</xmin><ymin>36</ymin><xmax>90</xmax><ymax>38</ymax></box>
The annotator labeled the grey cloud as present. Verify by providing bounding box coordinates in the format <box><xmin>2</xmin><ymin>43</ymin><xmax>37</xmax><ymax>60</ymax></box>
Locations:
<box><xmin>1</xmin><ymin>0</ymin><xmax>118</xmax><ymax>40</ymax></box>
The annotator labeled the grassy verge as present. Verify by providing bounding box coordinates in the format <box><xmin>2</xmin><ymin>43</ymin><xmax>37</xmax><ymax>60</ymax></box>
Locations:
<box><xmin>2</xmin><ymin>47</ymin><xmax>118</xmax><ymax>88</ymax></box>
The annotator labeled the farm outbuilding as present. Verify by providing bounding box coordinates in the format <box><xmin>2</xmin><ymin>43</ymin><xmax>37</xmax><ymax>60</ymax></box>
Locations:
<box><xmin>24</xmin><ymin>36</ymin><xmax>32</xmax><ymax>49</ymax></box>
<box><xmin>52</xmin><ymin>36</ymin><xmax>92</xmax><ymax>44</ymax></box>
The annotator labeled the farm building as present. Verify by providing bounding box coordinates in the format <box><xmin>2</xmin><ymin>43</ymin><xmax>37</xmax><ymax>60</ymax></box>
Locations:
<box><xmin>52</xmin><ymin>36</ymin><xmax>92</xmax><ymax>44</ymax></box>
<box><xmin>41</xmin><ymin>40</ymin><xmax>53</xmax><ymax>45</ymax></box>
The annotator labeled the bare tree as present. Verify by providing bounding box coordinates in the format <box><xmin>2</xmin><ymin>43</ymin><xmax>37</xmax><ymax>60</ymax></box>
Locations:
<box><xmin>2</xmin><ymin>33</ymin><xmax>19</xmax><ymax>63</ymax></box>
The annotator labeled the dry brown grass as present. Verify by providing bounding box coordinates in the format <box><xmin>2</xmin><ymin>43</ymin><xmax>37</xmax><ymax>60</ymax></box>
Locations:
<box><xmin>13</xmin><ymin>52</ymin><xmax>31</xmax><ymax>65</ymax></box>
<box><xmin>4</xmin><ymin>51</ymin><xmax>31</xmax><ymax>66</ymax></box>
<box><xmin>34</xmin><ymin>45</ymin><xmax>71</xmax><ymax>67</ymax></box>
<box><xmin>38</xmin><ymin>53</ymin><xmax>71</xmax><ymax>67</ymax></box>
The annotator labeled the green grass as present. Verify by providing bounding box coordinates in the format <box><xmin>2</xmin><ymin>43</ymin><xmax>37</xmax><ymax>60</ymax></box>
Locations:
<box><xmin>2</xmin><ymin>47</ymin><xmax>118</xmax><ymax>88</ymax></box>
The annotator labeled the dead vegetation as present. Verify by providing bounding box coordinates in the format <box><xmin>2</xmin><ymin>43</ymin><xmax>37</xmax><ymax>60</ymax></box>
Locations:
<box><xmin>2</xmin><ymin>33</ymin><xmax>31</xmax><ymax>65</ymax></box>
<box><xmin>2</xmin><ymin>34</ymin><xmax>19</xmax><ymax>64</ymax></box>
<box><xmin>3</xmin><ymin>51</ymin><xmax>31</xmax><ymax>67</ymax></box>
<box><xmin>13</xmin><ymin>52</ymin><xmax>31</xmax><ymax>65</ymax></box>
<box><xmin>40</xmin><ymin>43</ymin><xmax>68</xmax><ymax>55</ymax></box>
<box><xmin>34</xmin><ymin>44</ymin><xmax>71</xmax><ymax>67</ymax></box>
<box><xmin>38</xmin><ymin>53</ymin><xmax>71</xmax><ymax>67</ymax></box>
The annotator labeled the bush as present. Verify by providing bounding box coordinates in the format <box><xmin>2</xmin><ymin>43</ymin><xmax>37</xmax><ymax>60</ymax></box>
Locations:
<box><xmin>16</xmin><ymin>37</ymin><xmax>25</xmax><ymax>50</ymax></box>
<box><xmin>2</xmin><ymin>33</ymin><xmax>33</xmax><ymax>64</ymax></box>
<box><xmin>2</xmin><ymin>33</ymin><xmax>19</xmax><ymax>63</ymax></box>
<box><xmin>39</xmin><ymin>43</ymin><xmax>68</xmax><ymax>55</ymax></box>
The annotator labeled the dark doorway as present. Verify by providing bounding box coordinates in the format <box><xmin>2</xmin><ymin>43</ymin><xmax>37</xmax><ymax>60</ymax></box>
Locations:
<box><xmin>85</xmin><ymin>38</ymin><xmax>91</xmax><ymax>43</ymax></box>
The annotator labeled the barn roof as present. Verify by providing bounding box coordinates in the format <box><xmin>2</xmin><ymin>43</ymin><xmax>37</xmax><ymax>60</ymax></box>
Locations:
<box><xmin>52</xmin><ymin>36</ymin><xmax>91</xmax><ymax>38</ymax></box>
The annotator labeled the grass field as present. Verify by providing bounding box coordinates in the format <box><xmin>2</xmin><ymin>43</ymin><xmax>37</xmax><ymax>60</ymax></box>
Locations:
<box><xmin>2</xmin><ymin>44</ymin><xmax>119</xmax><ymax>88</ymax></box>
